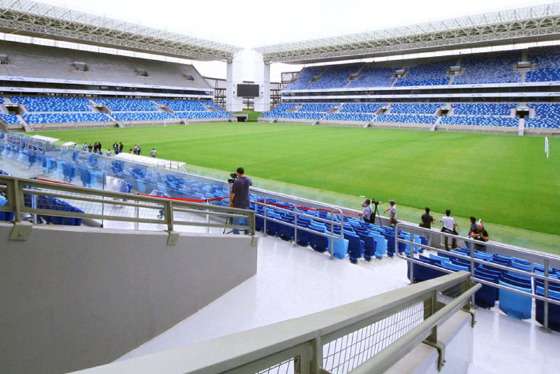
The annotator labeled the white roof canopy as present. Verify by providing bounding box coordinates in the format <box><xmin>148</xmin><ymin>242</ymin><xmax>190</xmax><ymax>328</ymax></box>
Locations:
<box><xmin>0</xmin><ymin>0</ymin><xmax>241</xmax><ymax>61</ymax></box>
<box><xmin>257</xmin><ymin>3</ymin><xmax>560</xmax><ymax>64</ymax></box>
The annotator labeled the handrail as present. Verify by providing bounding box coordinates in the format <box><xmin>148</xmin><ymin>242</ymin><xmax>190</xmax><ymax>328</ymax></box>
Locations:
<box><xmin>395</xmin><ymin>222</ymin><xmax>560</xmax><ymax>329</ymax></box>
<box><xmin>71</xmin><ymin>272</ymin><xmax>477</xmax><ymax>374</ymax></box>
<box><xmin>0</xmin><ymin>175</ymin><xmax>256</xmax><ymax>237</ymax></box>
<box><xmin>254</xmin><ymin>199</ymin><xmax>344</xmax><ymax>257</ymax></box>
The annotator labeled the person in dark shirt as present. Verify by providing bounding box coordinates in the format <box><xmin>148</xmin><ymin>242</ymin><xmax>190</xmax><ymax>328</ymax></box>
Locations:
<box><xmin>471</xmin><ymin>220</ymin><xmax>489</xmax><ymax>251</ymax></box>
<box><xmin>420</xmin><ymin>207</ymin><xmax>434</xmax><ymax>229</ymax></box>
<box><xmin>468</xmin><ymin>216</ymin><xmax>478</xmax><ymax>237</ymax></box>
<box><xmin>230</xmin><ymin>167</ymin><xmax>252</xmax><ymax>234</ymax></box>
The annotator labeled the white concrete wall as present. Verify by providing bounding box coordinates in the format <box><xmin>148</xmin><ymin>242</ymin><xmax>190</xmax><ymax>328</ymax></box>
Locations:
<box><xmin>0</xmin><ymin>223</ymin><xmax>257</xmax><ymax>374</ymax></box>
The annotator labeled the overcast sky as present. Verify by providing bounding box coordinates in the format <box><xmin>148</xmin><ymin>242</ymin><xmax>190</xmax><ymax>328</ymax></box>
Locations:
<box><xmin>38</xmin><ymin>0</ymin><xmax>551</xmax><ymax>80</ymax></box>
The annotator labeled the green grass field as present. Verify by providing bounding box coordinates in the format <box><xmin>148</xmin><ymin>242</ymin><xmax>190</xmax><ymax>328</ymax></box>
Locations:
<box><xmin>35</xmin><ymin>123</ymin><xmax>560</xmax><ymax>253</ymax></box>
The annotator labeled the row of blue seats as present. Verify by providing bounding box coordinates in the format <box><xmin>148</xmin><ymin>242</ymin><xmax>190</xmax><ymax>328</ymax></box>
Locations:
<box><xmin>287</xmin><ymin>49</ymin><xmax>560</xmax><ymax>90</ymax></box>
<box><xmin>409</xmin><ymin>249</ymin><xmax>560</xmax><ymax>331</ymax></box>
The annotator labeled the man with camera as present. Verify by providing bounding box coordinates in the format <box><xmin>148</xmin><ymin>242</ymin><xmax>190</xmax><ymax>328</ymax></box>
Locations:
<box><xmin>230</xmin><ymin>167</ymin><xmax>252</xmax><ymax>234</ymax></box>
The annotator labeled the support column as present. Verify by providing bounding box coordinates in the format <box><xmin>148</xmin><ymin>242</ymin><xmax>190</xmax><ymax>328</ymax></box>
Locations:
<box><xmin>255</xmin><ymin>62</ymin><xmax>271</xmax><ymax>113</ymax></box>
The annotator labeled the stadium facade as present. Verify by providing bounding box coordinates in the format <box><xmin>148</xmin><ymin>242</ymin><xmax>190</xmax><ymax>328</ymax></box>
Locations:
<box><xmin>1</xmin><ymin>1</ymin><xmax>560</xmax><ymax>374</ymax></box>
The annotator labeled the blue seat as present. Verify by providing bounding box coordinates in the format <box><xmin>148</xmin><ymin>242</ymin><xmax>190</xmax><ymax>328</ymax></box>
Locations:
<box><xmin>499</xmin><ymin>280</ymin><xmax>532</xmax><ymax>319</ymax></box>
<box><xmin>410</xmin><ymin>256</ymin><xmax>446</xmax><ymax>282</ymax></box>
<box><xmin>535</xmin><ymin>287</ymin><xmax>560</xmax><ymax>332</ymax></box>
<box><xmin>357</xmin><ymin>233</ymin><xmax>376</xmax><ymax>261</ymax></box>
<box><xmin>331</xmin><ymin>237</ymin><xmax>349</xmax><ymax>259</ymax></box>
<box><xmin>372</xmin><ymin>234</ymin><xmax>387</xmax><ymax>259</ymax></box>
<box><xmin>345</xmin><ymin>232</ymin><xmax>364</xmax><ymax>264</ymax></box>
<box><xmin>309</xmin><ymin>223</ymin><xmax>329</xmax><ymax>253</ymax></box>
<box><xmin>474</xmin><ymin>272</ymin><xmax>499</xmax><ymax>308</ymax></box>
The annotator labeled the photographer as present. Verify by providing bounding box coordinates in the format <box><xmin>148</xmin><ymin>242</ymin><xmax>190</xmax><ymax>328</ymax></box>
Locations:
<box><xmin>230</xmin><ymin>167</ymin><xmax>252</xmax><ymax>234</ymax></box>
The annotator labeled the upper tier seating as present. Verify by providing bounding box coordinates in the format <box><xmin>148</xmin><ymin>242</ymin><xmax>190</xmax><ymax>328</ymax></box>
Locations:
<box><xmin>347</xmin><ymin>65</ymin><xmax>394</xmax><ymax>88</ymax></box>
<box><xmin>0</xmin><ymin>40</ymin><xmax>210</xmax><ymax>90</ymax></box>
<box><xmin>527</xmin><ymin>48</ymin><xmax>560</xmax><ymax>82</ymax></box>
<box><xmin>285</xmin><ymin>48</ymin><xmax>560</xmax><ymax>90</ymax></box>
<box><xmin>454</xmin><ymin>53</ymin><xmax>521</xmax><ymax>84</ymax></box>
<box><xmin>287</xmin><ymin>66</ymin><xmax>325</xmax><ymax>90</ymax></box>
<box><xmin>396</xmin><ymin>62</ymin><xmax>451</xmax><ymax>87</ymax></box>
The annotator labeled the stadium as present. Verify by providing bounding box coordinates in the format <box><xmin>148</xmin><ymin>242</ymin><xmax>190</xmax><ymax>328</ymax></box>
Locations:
<box><xmin>0</xmin><ymin>0</ymin><xmax>559</xmax><ymax>373</ymax></box>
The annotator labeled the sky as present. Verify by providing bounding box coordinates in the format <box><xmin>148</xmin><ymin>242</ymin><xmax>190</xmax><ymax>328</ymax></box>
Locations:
<box><xmin>36</xmin><ymin>0</ymin><xmax>552</xmax><ymax>80</ymax></box>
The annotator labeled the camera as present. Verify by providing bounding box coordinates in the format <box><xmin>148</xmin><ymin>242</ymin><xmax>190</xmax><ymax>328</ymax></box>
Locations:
<box><xmin>228</xmin><ymin>172</ymin><xmax>237</xmax><ymax>184</ymax></box>
<box><xmin>371</xmin><ymin>198</ymin><xmax>380</xmax><ymax>206</ymax></box>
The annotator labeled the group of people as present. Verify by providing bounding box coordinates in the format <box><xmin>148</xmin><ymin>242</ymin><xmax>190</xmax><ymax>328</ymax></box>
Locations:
<box><xmin>361</xmin><ymin>199</ymin><xmax>490</xmax><ymax>250</ymax></box>
<box><xmin>111</xmin><ymin>142</ymin><xmax>125</xmax><ymax>155</ymax></box>
<box><xmin>81</xmin><ymin>141</ymin><xmax>157</xmax><ymax>158</ymax></box>
<box><xmin>84</xmin><ymin>142</ymin><xmax>104</xmax><ymax>154</ymax></box>
<box><xmin>128</xmin><ymin>144</ymin><xmax>157</xmax><ymax>158</ymax></box>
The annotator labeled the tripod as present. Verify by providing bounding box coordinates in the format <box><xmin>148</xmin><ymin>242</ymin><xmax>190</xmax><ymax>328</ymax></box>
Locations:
<box><xmin>371</xmin><ymin>202</ymin><xmax>383</xmax><ymax>227</ymax></box>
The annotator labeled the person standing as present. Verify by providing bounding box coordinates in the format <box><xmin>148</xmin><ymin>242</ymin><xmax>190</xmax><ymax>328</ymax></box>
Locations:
<box><xmin>420</xmin><ymin>207</ymin><xmax>434</xmax><ymax>229</ymax></box>
<box><xmin>150</xmin><ymin>147</ymin><xmax>157</xmax><ymax>158</ymax></box>
<box><xmin>119</xmin><ymin>142</ymin><xmax>124</xmax><ymax>154</ymax></box>
<box><xmin>361</xmin><ymin>199</ymin><xmax>373</xmax><ymax>223</ymax></box>
<box><xmin>468</xmin><ymin>216</ymin><xmax>478</xmax><ymax>237</ymax></box>
<box><xmin>471</xmin><ymin>220</ymin><xmax>489</xmax><ymax>251</ymax></box>
<box><xmin>441</xmin><ymin>209</ymin><xmax>458</xmax><ymax>250</ymax></box>
<box><xmin>385</xmin><ymin>200</ymin><xmax>398</xmax><ymax>226</ymax></box>
<box><xmin>230</xmin><ymin>167</ymin><xmax>252</xmax><ymax>234</ymax></box>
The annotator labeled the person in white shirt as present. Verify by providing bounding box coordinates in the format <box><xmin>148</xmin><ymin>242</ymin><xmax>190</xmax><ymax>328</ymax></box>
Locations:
<box><xmin>385</xmin><ymin>200</ymin><xmax>397</xmax><ymax>226</ymax></box>
<box><xmin>441</xmin><ymin>209</ymin><xmax>458</xmax><ymax>250</ymax></box>
<box><xmin>361</xmin><ymin>199</ymin><xmax>373</xmax><ymax>223</ymax></box>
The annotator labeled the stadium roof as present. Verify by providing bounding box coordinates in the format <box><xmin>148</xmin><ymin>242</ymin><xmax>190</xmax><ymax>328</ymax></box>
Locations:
<box><xmin>257</xmin><ymin>3</ymin><xmax>560</xmax><ymax>64</ymax></box>
<box><xmin>0</xmin><ymin>0</ymin><xmax>240</xmax><ymax>61</ymax></box>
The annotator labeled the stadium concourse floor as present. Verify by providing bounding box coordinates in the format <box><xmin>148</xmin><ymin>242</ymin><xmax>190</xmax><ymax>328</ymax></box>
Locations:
<box><xmin>120</xmin><ymin>235</ymin><xmax>560</xmax><ymax>374</ymax></box>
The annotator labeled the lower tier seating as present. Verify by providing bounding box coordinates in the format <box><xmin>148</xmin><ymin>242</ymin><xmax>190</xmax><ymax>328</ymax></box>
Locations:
<box><xmin>0</xmin><ymin>95</ymin><xmax>230</xmax><ymax>126</ymax></box>
<box><xmin>263</xmin><ymin>101</ymin><xmax>560</xmax><ymax>129</ymax></box>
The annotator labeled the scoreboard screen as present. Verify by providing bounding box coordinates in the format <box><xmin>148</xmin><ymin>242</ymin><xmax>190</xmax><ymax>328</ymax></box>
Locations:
<box><xmin>237</xmin><ymin>84</ymin><xmax>259</xmax><ymax>97</ymax></box>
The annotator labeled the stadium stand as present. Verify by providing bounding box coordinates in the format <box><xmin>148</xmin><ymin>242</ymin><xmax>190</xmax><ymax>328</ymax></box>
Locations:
<box><xmin>0</xmin><ymin>40</ymin><xmax>209</xmax><ymax>90</ymax></box>
<box><xmin>527</xmin><ymin>47</ymin><xmax>560</xmax><ymax>82</ymax></box>
<box><xmin>408</xmin><ymin>247</ymin><xmax>560</xmax><ymax>330</ymax></box>
<box><xmin>396</xmin><ymin>61</ymin><xmax>451</xmax><ymax>86</ymax></box>
<box><xmin>526</xmin><ymin>103</ymin><xmax>560</xmax><ymax>129</ymax></box>
<box><xmin>453</xmin><ymin>53</ymin><xmax>521</xmax><ymax>84</ymax></box>
<box><xmin>0</xmin><ymin>95</ymin><xmax>230</xmax><ymax>127</ymax></box>
<box><xmin>263</xmin><ymin>101</ymin><xmax>525</xmax><ymax>128</ymax></box>
<box><xmin>347</xmin><ymin>65</ymin><xmax>395</xmax><ymax>88</ymax></box>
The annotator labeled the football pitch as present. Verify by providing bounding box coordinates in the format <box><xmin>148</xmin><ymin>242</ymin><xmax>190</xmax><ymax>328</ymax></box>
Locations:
<box><xmin>35</xmin><ymin>122</ymin><xmax>560</xmax><ymax>253</ymax></box>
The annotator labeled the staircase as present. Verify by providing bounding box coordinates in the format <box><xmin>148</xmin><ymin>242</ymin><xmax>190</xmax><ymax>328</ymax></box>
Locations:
<box><xmin>344</xmin><ymin>64</ymin><xmax>366</xmax><ymax>87</ymax></box>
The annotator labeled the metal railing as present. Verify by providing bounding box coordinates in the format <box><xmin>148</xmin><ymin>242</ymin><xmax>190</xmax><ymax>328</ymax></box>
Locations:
<box><xmin>73</xmin><ymin>272</ymin><xmax>479</xmax><ymax>374</ymax></box>
<box><xmin>254</xmin><ymin>198</ymin><xmax>345</xmax><ymax>257</ymax></box>
<box><xmin>395</xmin><ymin>222</ymin><xmax>560</xmax><ymax>330</ymax></box>
<box><xmin>0</xmin><ymin>175</ymin><xmax>255</xmax><ymax>238</ymax></box>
